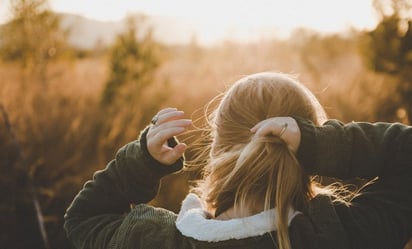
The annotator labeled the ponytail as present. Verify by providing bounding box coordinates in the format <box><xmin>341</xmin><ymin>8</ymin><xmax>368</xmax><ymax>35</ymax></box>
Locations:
<box><xmin>189</xmin><ymin>72</ymin><xmax>324</xmax><ymax>249</ymax></box>
<box><xmin>198</xmin><ymin>135</ymin><xmax>310</xmax><ymax>249</ymax></box>
<box><xmin>275</xmin><ymin>146</ymin><xmax>308</xmax><ymax>249</ymax></box>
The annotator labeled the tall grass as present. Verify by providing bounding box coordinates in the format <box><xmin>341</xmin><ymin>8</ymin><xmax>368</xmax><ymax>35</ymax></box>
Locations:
<box><xmin>0</xmin><ymin>35</ymin><xmax>394</xmax><ymax>248</ymax></box>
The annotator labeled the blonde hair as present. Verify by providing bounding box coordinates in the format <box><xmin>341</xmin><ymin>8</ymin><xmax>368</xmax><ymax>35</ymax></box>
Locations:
<box><xmin>190</xmin><ymin>72</ymin><xmax>327</xmax><ymax>249</ymax></box>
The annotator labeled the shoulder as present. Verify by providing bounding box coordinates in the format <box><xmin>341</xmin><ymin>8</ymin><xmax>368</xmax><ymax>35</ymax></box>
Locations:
<box><xmin>123</xmin><ymin>204</ymin><xmax>178</xmax><ymax>231</ymax></box>
<box><xmin>291</xmin><ymin>195</ymin><xmax>351</xmax><ymax>249</ymax></box>
<box><xmin>109</xmin><ymin>204</ymin><xmax>183</xmax><ymax>249</ymax></box>
<box><xmin>130</xmin><ymin>204</ymin><xmax>178</xmax><ymax>224</ymax></box>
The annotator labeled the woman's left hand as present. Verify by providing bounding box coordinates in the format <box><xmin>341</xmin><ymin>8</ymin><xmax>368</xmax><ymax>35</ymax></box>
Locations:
<box><xmin>250</xmin><ymin>117</ymin><xmax>301</xmax><ymax>152</ymax></box>
<box><xmin>147</xmin><ymin>108</ymin><xmax>192</xmax><ymax>165</ymax></box>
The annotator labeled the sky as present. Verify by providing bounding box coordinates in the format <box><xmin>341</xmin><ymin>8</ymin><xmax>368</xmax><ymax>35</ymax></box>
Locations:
<box><xmin>0</xmin><ymin>0</ymin><xmax>378</xmax><ymax>44</ymax></box>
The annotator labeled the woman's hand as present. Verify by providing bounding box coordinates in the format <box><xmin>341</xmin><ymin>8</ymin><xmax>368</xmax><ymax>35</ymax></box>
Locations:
<box><xmin>147</xmin><ymin>108</ymin><xmax>192</xmax><ymax>165</ymax></box>
<box><xmin>250</xmin><ymin>117</ymin><xmax>301</xmax><ymax>152</ymax></box>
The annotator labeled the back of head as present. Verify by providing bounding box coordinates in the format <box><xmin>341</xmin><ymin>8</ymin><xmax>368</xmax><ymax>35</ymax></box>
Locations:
<box><xmin>193</xmin><ymin>72</ymin><xmax>326</xmax><ymax>249</ymax></box>
<box><xmin>210</xmin><ymin>72</ymin><xmax>324</xmax><ymax>156</ymax></box>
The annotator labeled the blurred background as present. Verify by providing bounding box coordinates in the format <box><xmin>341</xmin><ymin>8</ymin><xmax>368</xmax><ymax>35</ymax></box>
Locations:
<box><xmin>0</xmin><ymin>0</ymin><xmax>411</xmax><ymax>248</ymax></box>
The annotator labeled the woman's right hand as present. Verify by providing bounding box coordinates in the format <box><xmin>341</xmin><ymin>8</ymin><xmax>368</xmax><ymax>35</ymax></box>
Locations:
<box><xmin>146</xmin><ymin>108</ymin><xmax>192</xmax><ymax>165</ymax></box>
<box><xmin>250</xmin><ymin>117</ymin><xmax>301</xmax><ymax>152</ymax></box>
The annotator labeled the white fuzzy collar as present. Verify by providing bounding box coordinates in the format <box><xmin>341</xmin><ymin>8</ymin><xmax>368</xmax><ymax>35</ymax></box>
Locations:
<box><xmin>175</xmin><ymin>193</ymin><xmax>300</xmax><ymax>242</ymax></box>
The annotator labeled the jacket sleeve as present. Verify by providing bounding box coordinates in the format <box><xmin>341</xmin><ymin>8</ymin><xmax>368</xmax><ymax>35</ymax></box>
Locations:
<box><xmin>64</xmin><ymin>127</ymin><xmax>184</xmax><ymax>249</ymax></box>
<box><xmin>296</xmin><ymin>118</ymin><xmax>412</xmax><ymax>180</ymax></box>
<box><xmin>296</xmin><ymin>118</ymin><xmax>412</xmax><ymax>248</ymax></box>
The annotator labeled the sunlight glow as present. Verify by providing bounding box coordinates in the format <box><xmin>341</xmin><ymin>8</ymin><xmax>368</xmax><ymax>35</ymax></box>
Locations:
<box><xmin>49</xmin><ymin>0</ymin><xmax>376</xmax><ymax>28</ymax></box>
<box><xmin>49</xmin><ymin>0</ymin><xmax>376</xmax><ymax>43</ymax></box>
<box><xmin>1</xmin><ymin>0</ymin><xmax>377</xmax><ymax>44</ymax></box>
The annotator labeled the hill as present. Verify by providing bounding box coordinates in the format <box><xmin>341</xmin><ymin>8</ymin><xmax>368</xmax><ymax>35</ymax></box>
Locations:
<box><xmin>60</xmin><ymin>13</ymin><xmax>198</xmax><ymax>49</ymax></box>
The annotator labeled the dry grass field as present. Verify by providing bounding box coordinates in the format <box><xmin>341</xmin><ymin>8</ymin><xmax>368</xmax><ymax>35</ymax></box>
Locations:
<box><xmin>0</xmin><ymin>34</ymin><xmax>402</xmax><ymax>248</ymax></box>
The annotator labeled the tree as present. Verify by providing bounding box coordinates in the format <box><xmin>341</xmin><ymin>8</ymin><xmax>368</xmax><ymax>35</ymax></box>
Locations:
<box><xmin>0</xmin><ymin>0</ymin><xmax>67</xmax><ymax>86</ymax></box>
<box><xmin>101</xmin><ymin>15</ymin><xmax>160</xmax><ymax>106</ymax></box>
<box><xmin>100</xmin><ymin>14</ymin><xmax>167</xmax><ymax>158</ymax></box>
<box><xmin>361</xmin><ymin>0</ymin><xmax>412</xmax><ymax>123</ymax></box>
<box><xmin>0</xmin><ymin>1</ymin><xmax>70</xmax><ymax>248</ymax></box>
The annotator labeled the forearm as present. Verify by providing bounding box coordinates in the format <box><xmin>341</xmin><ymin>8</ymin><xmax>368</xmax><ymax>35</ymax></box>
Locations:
<box><xmin>296</xmin><ymin>118</ymin><xmax>412</xmax><ymax>179</ymax></box>
<box><xmin>64</xmin><ymin>127</ymin><xmax>183</xmax><ymax>247</ymax></box>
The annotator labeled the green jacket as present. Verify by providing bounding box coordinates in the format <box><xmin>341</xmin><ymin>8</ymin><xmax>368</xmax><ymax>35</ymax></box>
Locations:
<box><xmin>64</xmin><ymin>119</ymin><xmax>412</xmax><ymax>249</ymax></box>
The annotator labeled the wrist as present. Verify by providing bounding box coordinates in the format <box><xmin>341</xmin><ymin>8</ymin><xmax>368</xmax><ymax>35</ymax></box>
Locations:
<box><xmin>294</xmin><ymin>117</ymin><xmax>317</xmax><ymax>174</ymax></box>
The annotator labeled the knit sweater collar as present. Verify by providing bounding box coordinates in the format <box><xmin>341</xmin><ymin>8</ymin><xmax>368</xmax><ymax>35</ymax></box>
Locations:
<box><xmin>175</xmin><ymin>193</ymin><xmax>300</xmax><ymax>242</ymax></box>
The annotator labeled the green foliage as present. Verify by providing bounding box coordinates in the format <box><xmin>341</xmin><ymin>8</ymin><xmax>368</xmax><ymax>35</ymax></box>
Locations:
<box><xmin>0</xmin><ymin>0</ymin><xmax>67</xmax><ymax>67</ymax></box>
<box><xmin>0</xmin><ymin>1</ymin><xmax>77</xmax><ymax>249</ymax></box>
<box><xmin>102</xmin><ymin>15</ymin><xmax>160</xmax><ymax>106</ymax></box>
<box><xmin>367</xmin><ymin>15</ymin><xmax>412</xmax><ymax>74</ymax></box>
<box><xmin>361</xmin><ymin>0</ymin><xmax>412</xmax><ymax>123</ymax></box>
<box><xmin>99</xmin><ymin>15</ymin><xmax>167</xmax><ymax>160</ymax></box>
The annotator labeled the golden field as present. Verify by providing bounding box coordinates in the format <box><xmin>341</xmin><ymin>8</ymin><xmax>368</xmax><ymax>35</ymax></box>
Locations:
<box><xmin>0</xmin><ymin>33</ymin><xmax>403</xmax><ymax>248</ymax></box>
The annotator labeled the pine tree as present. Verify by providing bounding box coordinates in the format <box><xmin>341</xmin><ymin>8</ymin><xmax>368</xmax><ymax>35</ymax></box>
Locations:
<box><xmin>99</xmin><ymin>14</ymin><xmax>166</xmax><ymax>157</ymax></box>
<box><xmin>0</xmin><ymin>0</ymin><xmax>66</xmax><ymax>72</ymax></box>
<box><xmin>362</xmin><ymin>0</ymin><xmax>412</xmax><ymax>123</ymax></box>
<box><xmin>0</xmin><ymin>1</ymin><xmax>68</xmax><ymax>248</ymax></box>
<box><xmin>101</xmin><ymin>15</ymin><xmax>160</xmax><ymax>106</ymax></box>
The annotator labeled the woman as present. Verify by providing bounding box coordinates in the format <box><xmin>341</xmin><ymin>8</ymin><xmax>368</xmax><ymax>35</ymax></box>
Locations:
<box><xmin>64</xmin><ymin>72</ymin><xmax>412</xmax><ymax>249</ymax></box>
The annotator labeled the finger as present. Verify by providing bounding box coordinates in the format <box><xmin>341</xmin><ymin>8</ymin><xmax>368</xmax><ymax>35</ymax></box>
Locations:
<box><xmin>151</xmin><ymin>126</ymin><xmax>188</xmax><ymax>147</ymax></box>
<box><xmin>156</xmin><ymin>107</ymin><xmax>178</xmax><ymax>116</ymax></box>
<box><xmin>147</xmin><ymin>119</ymin><xmax>191</xmax><ymax>148</ymax></box>
<box><xmin>251</xmin><ymin>117</ymin><xmax>283</xmax><ymax>132</ymax></box>
<box><xmin>255</xmin><ymin>119</ymin><xmax>289</xmax><ymax>137</ymax></box>
<box><xmin>149</xmin><ymin>119</ymin><xmax>192</xmax><ymax>138</ymax></box>
<box><xmin>151</xmin><ymin>108</ymin><xmax>177</xmax><ymax>126</ymax></box>
<box><xmin>157</xmin><ymin>110</ymin><xmax>185</xmax><ymax>125</ymax></box>
<box><xmin>254</xmin><ymin>123</ymin><xmax>279</xmax><ymax>137</ymax></box>
<box><xmin>163</xmin><ymin>143</ymin><xmax>187</xmax><ymax>164</ymax></box>
<box><xmin>250</xmin><ymin>120</ymin><xmax>267</xmax><ymax>132</ymax></box>
<box><xmin>152</xmin><ymin>119</ymin><xmax>192</xmax><ymax>131</ymax></box>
